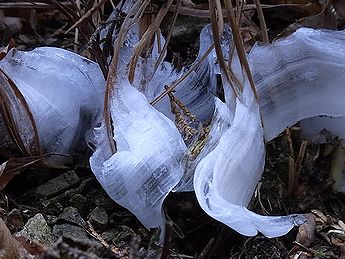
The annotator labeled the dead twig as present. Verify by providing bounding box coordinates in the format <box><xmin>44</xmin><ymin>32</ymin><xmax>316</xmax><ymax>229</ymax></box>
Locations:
<box><xmin>128</xmin><ymin>0</ymin><xmax>174</xmax><ymax>84</ymax></box>
<box><xmin>294</xmin><ymin>140</ymin><xmax>308</xmax><ymax>187</ymax></box>
<box><xmin>286</xmin><ymin>128</ymin><xmax>295</xmax><ymax>159</ymax></box>
<box><xmin>209</xmin><ymin>0</ymin><xmax>242</xmax><ymax>97</ymax></box>
<box><xmin>153</xmin><ymin>0</ymin><xmax>182</xmax><ymax>73</ymax></box>
<box><xmin>168</xmin><ymin>3</ymin><xmax>310</xmax><ymax>18</ymax></box>
<box><xmin>223</xmin><ymin>0</ymin><xmax>258</xmax><ymax>99</ymax></box>
<box><xmin>150</xmin><ymin>43</ymin><xmax>214</xmax><ymax>106</ymax></box>
<box><xmin>198</xmin><ymin>238</ymin><xmax>214</xmax><ymax>259</ymax></box>
<box><xmin>86</xmin><ymin>220</ymin><xmax>129</xmax><ymax>258</ymax></box>
<box><xmin>254</xmin><ymin>0</ymin><xmax>269</xmax><ymax>43</ymax></box>
<box><xmin>104</xmin><ymin>0</ymin><xmax>150</xmax><ymax>154</ymax></box>
<box><xmin>160</xmin><ymin>221</ymin><xmax>173</xmax><ymax>259</ymax></box>
<box><xmin>288</xmin><ymin>140</ymin><xmax>308</xmax><ymax>195</ymax></box>
<box><xmin>65</xmin><ymin>0</ymin><xmax>109</xmax><ymax>34</ymax></box>
<box><xmin>287</xmin><ymin>156</ymin><xmax>295</xmax><ymax>196</ymax></box>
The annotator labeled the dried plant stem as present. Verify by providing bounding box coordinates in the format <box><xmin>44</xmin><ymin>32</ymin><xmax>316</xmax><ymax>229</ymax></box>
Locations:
<box><xmin>209</xmin><ymin>0</ymin><xmax>242</xmax><ymax>97</ymax></box>
<box><xmin>286</xmin><ymin>128</ymin><xmax>295</xmax><ymax>159</ymax></box>
<box><xmin>150</xmin><ymin>43</ymin><xmax>214</xmax><ymax>106</ymax></box>
<box><xmin>65</xmin><ymin>0</ymin><xmax>109</xmax><ymax>34</ymax></box>
<box><xmin>167</xmin><ymin>88</ymin><xmax>197</xmax><ymax>139</ymax></box>
<box><xmin>287</xmin><ymin>156</ymin><xmax>295</xmax><ymax>196</ymax></box>
<box><xmin>168</xmin><ymin>3</ymin><xmax>307</xmax><ymax>18</ymax></box>
<box><xmin>288</xmin><ymin>140</ymin><xmax>307</xmax><ymax>195</ymax></box>
<box><xmin>294</xmin><ymin>140</ymin><xmax>307</xmax><ymax>187</ymax></box>
<box><xmin>86</xmin><ymin>220</ymin><xmax>129</xmax><ymax>257</ymax></box>
<box><xmin>224</xmin><ymin>0</ymin><xmax>258</xmax><ymax>99</ymax></box>
<box><xmin>104</xmin><ymin>0</ymin><xmax>150</xmax><ymax>154</ymax></box>
<box><xmin>214</xmin><ymin>0</ymin><xmax>224</xmax><ymax>33</ymax></box>
<box><xmin>74</xmin><ymin>0</ymin><xmax>81</xmax><ymax>52</ymax></box>
<box><xmin>128</xmin><ymin>0</ymin><xmax>174</xmax><ymax>84</ymax></box>
<box><xmin>254</xmin><ymin>0</ymin><xmax>269</xmax><ymax>43</ymax></box>
<box><xmin>161</xmin><ymin>221</ymin><xmax>173</xmax><ymax>259</ymax></box>
<box><xmin>0</xmin><ymin>69</ymin><xmax>41</xmax><ymax>156</ymax></box>
<box><xmin>153</xmin><ymin>0</ymin><xmax>182</xmax><ymax>73</ymax></box>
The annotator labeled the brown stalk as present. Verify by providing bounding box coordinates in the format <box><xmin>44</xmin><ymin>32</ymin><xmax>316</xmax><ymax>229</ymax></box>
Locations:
<box><xmin>287</xmin><ymin>156</ymin><xmax>295</xmax><ymax>196</ymax></box>
<box><xmin>254</xmin><ymin>0</ymin><xmax>269</xmax><ymax>43</ymax></box>
<box><xmin>167</xmin><ymin>87</ymin><xmax>197</xmax><ymax>140</ymax></box>
<box><xmin>294</xmin><ymin>140</ymin><xmax>308</xmax><ymax>188</ymax></box>
<box><xmin>286</xmin><ymin>128</ymin><xmax>295</xmax><ymax>159</ymax></box>
<box><xmin>65</xmin><ymin>0</ymin><xmax>109</xmax><ymax>34</ymax></box>
<box><xmin>214</xmin><ymin>0</ymin><xmax>224</xmax><ymax>33</ymax></box>
<box><xmin>139</xmin><ymin>5</ymin><xmax>154</xmax><ymax>53</ymax></box>
<box><xmin>51</xmin><ymin>0</ymin><xmax>109</xmax><ymax>77</ymax></box>
<box><xmin>224</xmin><ymin>0</ymin><xmax>258</xmax><ymax>99</ymax></box>
<box><xmin>150</xmin><ymin>43</ymin><xmax>214</xmax><ymax>106</ymax></box>
<box><xmin>153</xmin><ymin>0</ymin><xmax>182</xmax><ymax>73</ymax></box>
<box><xmin>209</xmin><ymin>0</ymin><xmax>242</xmax><ymax>97</ymax></box>
<box><xmin>104</xmin><ymin>0</ymin><xmax>150</xmax><ymax>154</ymax></box>
<box><xmin>160</xmin><ymin>221</ymin><xmax>173</xmax><ymax>259</ymax></box>
<box><xmin>128</xmin><ymin>0</ymin><xmax>174</xmax><ymax>84</ymax></box>
<box><xmin>0</xmin><ymin>1</ymin><xmax>70</xmax><ymax>9</ymax></box>
<box><xmin>168</xmin><ymin>3</ymin><xmax>308</xmax><ymax>18</ymax></box>
<box><xmin>287</xmin><ymin>140</ymin><xmax>308</xmax><ymax>195</ymax></box>
<box><xmin>0</xmin><ymin>69</ymin><xmax>41</xmax><ymax>157</ymax></box>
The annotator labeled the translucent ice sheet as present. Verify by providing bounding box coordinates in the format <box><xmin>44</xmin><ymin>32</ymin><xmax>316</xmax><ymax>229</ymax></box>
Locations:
<box><xmin>0</xmin><ymin>47</ymin><xmax>105</xmax><ymax>155</ymax></box>
<box><xmin>250</xmin><ymin>28</ymin><xmax>345</xmax><ymax>141</ymax></box>
<box><xmin>90</xmin><ymin>79</ymin><xmax>186</xmax><ymax>228</ymax></box>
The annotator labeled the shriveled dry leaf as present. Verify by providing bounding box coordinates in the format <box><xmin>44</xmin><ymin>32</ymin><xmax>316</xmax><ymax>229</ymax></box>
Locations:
<box><xmin>0</xmin><ymin>155</ymin><xmax>63</xmax><ymax>191</ymax></box>
<box><xmin>0</xmin><ymin>217</ymin><xmax>19</xmax><ymax>259</ymax></box>
<box><xmin>289</xmin><ymin>213</ymin><xmax>315</xmax><ymax>257</ymax></box>
<box><xmin>14</xmin><ymin>236</ymin><xmax>45</xmax><ymax>257</ymax></box>
<box><xmin>0</xmin><ymin>39</ymin><xmax>15</xmax><ymax>61</ymax></box>
<box><xmin>296</xmin><ymin>214</ymin><xmax>316</xmax><ymax>247</ymax></box>
<box><xmin>278</xmin><ymin>2</ymin><xmax>336</xmax><ymax>37</ymax></box>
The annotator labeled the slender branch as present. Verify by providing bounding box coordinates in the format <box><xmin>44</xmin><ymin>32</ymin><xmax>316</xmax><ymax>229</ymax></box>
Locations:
<box><xmin>254</xmin><ymin>0</ymin><xmax>269</xmax><ymax>43</ymax></box>
<box><xmin>103</xmin><ymin>0</ymin><xmax>149</xmax><ymax>154</ymax></box>
<box><xmin>150</xmin><ymin>43</ymin><xmax>214</xmax><ymax>106</ymax></box>
<box><xmin>168</xmin><ymin>3</ymin><xmax>309</xmax><ymax>18</ymax></box>
<box><xmin>128</xmin><ymin>0</ymin><xmax>174</xmax><ymax>84</ymax></box>
<box><xmin>224</xmin><ymin>0</ymin><xmax>258</xmax><ymax>99</ymax></box>
<box><xmin>65</xmin><ymin>0</ymin><xmax>109</xmax><ymax>34</ymax></box>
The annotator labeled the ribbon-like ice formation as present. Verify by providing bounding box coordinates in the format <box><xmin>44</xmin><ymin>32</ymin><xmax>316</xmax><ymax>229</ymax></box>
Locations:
<box><xmin>0</xmin><ymin>47</ymin><xmax>105</xmax><ymax>159</ymax></box>
<box><xmin>90</xmin><ymin>24</ymin><xmax>220</xmax><ymax>228</ymax></box>
<box><xmin>251</xmin><ymin>28</ymin><xmax>345</xmax><ymax>141</ymax></box>
<box><xmin>90</xmin><ymin>26</ymin><xmax>345</xmax><ymax>237</ymax></box>
<box><xmin>0</xmin><ymin>25</ymin><xmax>330</xmax><ymax>237</ymax></box>
<box><xmin>3</xmin><ymin>26</ymin><xmax>345</xmax><ymax>238</ymax></box>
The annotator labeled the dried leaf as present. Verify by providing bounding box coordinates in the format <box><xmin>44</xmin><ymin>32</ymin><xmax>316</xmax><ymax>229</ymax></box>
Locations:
<box><xmin>277</xmin><ymin>2</ymin><xmax>336</xmax><ymax>37</ymax></box>
<box><xmin>0</xmin><ymin>155</ymin><xmax>59</xmax><ymax>191</ymax></box>
<box><xmin>296</xmin><ymin>214</ymin><xmax>316</xmax><ymax>247</ymax></box>
<box><xmin>0</xmin><ymin>218</ymin><xmax>19</xmax><ymax>259</ymax></box>
<box><xmin>14</xmin><ymin>236</ymin><xmax>45</xmax><ymax>257</ymax></box>
<box><xmin>0</xmin><ymin>39</ymin><xmax>15</xmax><ymax>61</ymax></box>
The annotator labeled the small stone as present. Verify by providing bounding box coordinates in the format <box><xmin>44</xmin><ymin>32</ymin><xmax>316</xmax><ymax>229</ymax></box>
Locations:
<box><xmin>45</xmin><ymin>215</ymin><xmax>58</xmax><ymax>226</ymax></box>
<box><xmin>34</xmin><ymin>171</ymin><xmax>80</xmax><ymax>197</ymax></box>
<box><xmin>58</xmin><ymin>207</ymin><xmax>86</xmax><ymax>228</ymax></box>
<box><xmin>16</xmin><ymin>213</ymin><xmax>53</xmax><ymax>247</ymax></box>
<box><xmin>52</xmin><ymin>224</ymin><xmax>88</xmax><ymax>240</ymax></box>
<box><xmin>101</xmin><ymin>229</ymin><xmax>119</xmax><ymax>243</ymax></box>
<box><xmin>88</xmin><ymin>207</ymin><xmax>108</xmax><ymax>231</ymax></box>
<box><xmin>68</xmin><ymin>194</ymin><xmax>88</xmax><ymax>215</ymax></box>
